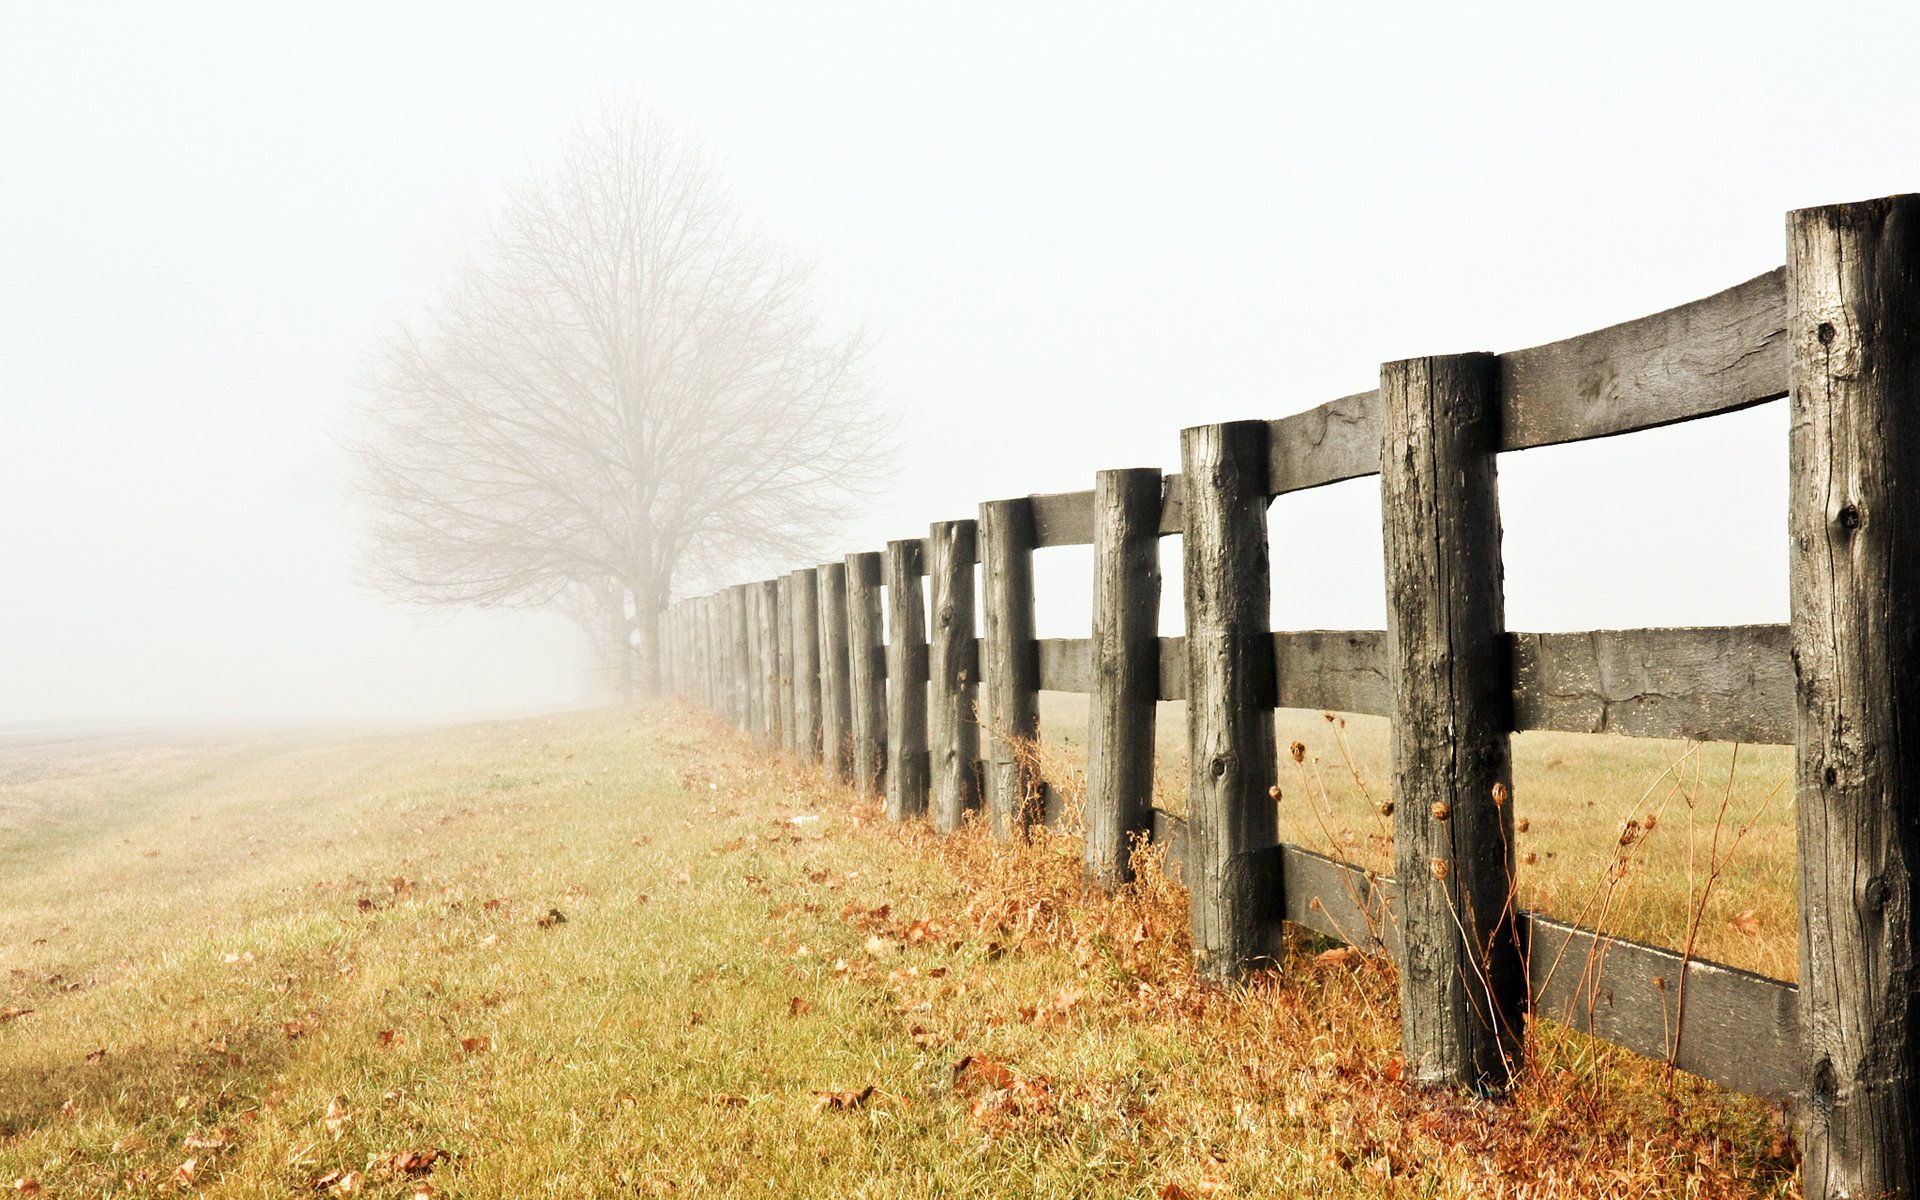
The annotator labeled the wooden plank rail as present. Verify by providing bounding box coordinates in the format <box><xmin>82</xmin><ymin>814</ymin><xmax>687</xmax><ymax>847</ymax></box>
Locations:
<box><xmin>662</xmin><ymin>199</ymin><xmax>1920</xmax><ymax>1195</ymax></box>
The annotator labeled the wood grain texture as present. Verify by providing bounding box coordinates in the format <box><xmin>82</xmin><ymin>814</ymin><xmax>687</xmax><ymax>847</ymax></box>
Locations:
<box><xmin>1037</xmin><ymin>638</ymin><xmax>1092</xmax><ymax>693</ymax></box>
<box><xmin>1274</xmin><ymin>630</ymin><xmax>1391</xmax><ymax>715</ymax></box>
<box><xmin>1527</xmin><ymin>915</ymin><xmax>1798</xmax><ymax>1100</ymax></box>
<box><xmin>1266</xmin><ymin>389</ymin><xmax>1383</xmax><ymax>495</ymax></box>
<box><xmin>927</xmin><ymin>521</ymin><xmax>980</xmax><ymax>833</ymax></box>
<box><xmin>846</xmin><ymin>552</ymin><xmax>888</xmax><ymax>798</ymax></box>
<box><xmin>1500</xmin><ymin>268</ymin><xmax>1787</xmax><ymax>451</ymax></box>
<box><xmin>779</xmin><ymin>577</ymin><xmax>800</xmax><ymax>751</ymax></box>
<box><xmin>1180</xmin><ymin>420</ymin><xmax>1281</xmax><ymax>982</ymax></box>
<box><xmin>884</xmin><ymin>539</ymin><xmax>930</xmax><ymax>821</ymax></box>
<box><xmin>789</xmin><ymin>569</ymin><xmax>822</xmax><ymax>764</ymax></box>
<box><xmin>1279</xmin><ymin>844</ymin><xmax>1402</xmax><ymax>959</ymax></box>
<box><xmin>1382</xmin><ymin>353</ymin><xmax>1523</xmax><ymax>1092</ymax></box>
<box><xmin>762</xmin><ymin>580</ymin><xmax>785</xmax><ymax>747</ymax></box>
<box><xmin>1086</xmin><ymin>468</ymin><xmax>1163</xmax><ymax>884</ymax></box>
<box><xmin>1029</xmin><ymin>490</ymin><xmax>1096</xmax><ymax>548</ymax></box>
<box><xmin>817</xmin><ymin>563</ymin><xmax>853</xmax><ymax>783</ymax></box>
<box><xmin>1511</xmin><ymin>626</ymin><xmax>1792</xmax><ymax>745</ymax></box>
<box><xmin>1156</xmin><ymin>637</ymin><xmax>1187</xmax><ymax>701</ymax></box>
<box><xmin>980</xmin><ymin>499</ymin><xmax>1040</xmax><ymax>838</ymax></box>
<box><xmin>1788</xmin><ymin>195</ymin><xmax>1920</xmax><ymax>1200</ymax></box>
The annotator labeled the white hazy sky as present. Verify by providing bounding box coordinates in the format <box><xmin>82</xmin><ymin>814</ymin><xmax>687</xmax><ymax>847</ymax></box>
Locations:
<box><xmin>5</xmin><ymin>1</ymin><xmax>1918</xmax><ymax>726</ymax></box>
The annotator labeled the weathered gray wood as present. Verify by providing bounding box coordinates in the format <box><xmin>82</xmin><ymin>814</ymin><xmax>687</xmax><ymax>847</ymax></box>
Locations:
<box><xmin>1029</xmin><ymin>489</ymin><xmax>1096</xmax><ymax>548</ymax></box>
<box><xmin>1512</xmin><ymin>625</ymin><xmax>1792</xmax><ymax>745</ymax></box>
<box><xmin>1156</xmin><ymin>636</ymin><xmax>1186</xmax><ymax>701</ymax></box>
<box><xmin>1279</xmin><ymin>844</ymin><xmax>1403</xmax><ymax>959</ymax></box>
<box><xmin>1382</xmin><ymin>352</ymin><xmax>1522</xmax><ymax>1092</ymax></box>
<box><xmin>1788</xmin><ymin>195</ymin><xmax>1920</xmax><ymax>1200</ymax></box>
<box><xmin>790</xmin><ymin>569</ymin><xmax>822</xmax><ymax>764</ymax></box>
<box><xmin>1158</xmin><ymin>474</ymin><xmax>1185</xmax><ymax>535</ymax></box>
<box><xmin>775</xmin><ymin>575</ymin><xmax>795</xmax><ymax>754</ymax></box>
<box><xmin>1266</xmin><ymin>389</ymin><xmax>1383</xmax><ymax>495</ymax></box>
<box><xmin>1501</xmin><ymin>267</ymin><xmax>1787</xmax><ymax>451</ymax></box>
<box><xmin>1526</xmin><ymin>914</ymin><xmax>1799</xmax><ymax>1100</ymax></box>
<box><xmin>1086</xmin><ymin>468</ymin><xmax>1163</xmax><ymax>885</ymax></box>
<box><xmin>1274</xmin><ymin>630</ymin><xmax>1390</xmax><ymax>715</ymax></box>
<box><xmin>734</xmin><ymin>585</ymin><xmax>755</xmax><ymax>734</ymax></box>
<box><xmin>1180</xmin><ymin>420</ymin><xmax>1281</xmax><ymax>982</ymax></box>
<box><xmin>980</xmin><ymin>499</ymin><xmax>1040</xmax><ymax>838</ymax></box>
<box><xmin>1036</xmin><ymin>639</ymin><xmax>1092</xmax><ymax>693</ymax></box>
<box><xmin>884</xmin><ymin>539</ymin><xmax>930</xmax><ymax>821</ymax></box>
<box><xmin>927</xmin><ymin>520</ymin><xmax>980</xmax><ymax>833</ymax></box>
<box><xmin>817</xmin><ymin>563</ymin><xmax>853</xmax><ymax>783</ymax></box>
<box><xmin>845</xmin><ymin>552</ymin><xmax>888</xmax><ymax>797</ymax></box>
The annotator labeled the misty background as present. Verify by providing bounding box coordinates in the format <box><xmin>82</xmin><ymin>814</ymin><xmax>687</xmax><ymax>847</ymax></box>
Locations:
<box><xmin>6</xmin><ymin>2</ymin><xmax>1917</xmax><ymax>727</ymax></box>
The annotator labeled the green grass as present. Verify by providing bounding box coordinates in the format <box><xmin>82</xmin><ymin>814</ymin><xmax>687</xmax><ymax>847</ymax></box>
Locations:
<box><xmin>0</xmin><ymin>705</ymin><xmax>1797</xmax><ymax>1197</ymax></box>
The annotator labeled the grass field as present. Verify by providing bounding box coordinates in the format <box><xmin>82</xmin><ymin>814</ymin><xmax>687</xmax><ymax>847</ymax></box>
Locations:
<box><xmin>1</xmin><ymin>705</ymin><xmax>1797</xmax><ymax>1196</ymax></box>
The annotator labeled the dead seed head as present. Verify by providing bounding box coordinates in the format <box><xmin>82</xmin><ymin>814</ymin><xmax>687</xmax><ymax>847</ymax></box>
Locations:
<box><xmin>1378</xmin><ymin>801</ymin><xmax>1394</xmax><ymax>817</ymax></box>
<box><xmin>1430</xmin><ymin>802</ymin><xmax>1451</xmax><ymax>822</ymax></box>
<box><xmin>1641</xmin><ymin>811</ymin><xmax>1658</xmax><ymax>832</ymax></box>
<box><xmin>1522</xmin><ymin>851</ymin><xmax>1537</xmax><ymax>866</ymax></box>
<box><xmin>1514</xmin><ymin>817</ymin><xmax>1530</xmax><ymax>833</ymax></box>
<box><xmin>1267</xmin><ymin>785</ymin><xmax>1282</xmax><ymax>802</ymax></box>
<box><xmin>1491</xmin><ymin>782</ymin><xmax>1509</xmax><ymax>808</ymax></box>
<box><xmin>1429</xmin><ymin>858</ymin><xmax>1449</xmax><ymax>881</ymax></box>
<box><xmin>1289</xmin><ymin>741</ymin><xmax>1306</xmax><ymax>764</ymax></box>
<box><xmin>1322</xmin><ymin>711</ymin><xmax>1335</xmax><ymax>723</ymax></box>
<box><xmin>1618</xmin><ymin>819</ymin><xmax>1641</xmax><ymax>846</ymax></box>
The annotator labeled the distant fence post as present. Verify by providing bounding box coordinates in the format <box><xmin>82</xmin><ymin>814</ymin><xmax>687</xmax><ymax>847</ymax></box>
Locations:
<box><xmin>790</xmin><ymin>568</ymin><xmax>822</xmax><ymax>764</ymax></box>
<box><xmin>775</xmin><ymin>575</ymin><xmax>796</xmax><ymax>753</ymax></box>
<box><xmin>846</xmin><ymin>551</ymin><xmax>889</xmax><ymax>797</ymax></box>
<box><xmin>730</xmin><ymin>585</ymin><xmax>751</xmax><ymax>733</ymax></box>
<box><xmin>1788</xmin><ymin>194</ymin><xmax>1920</xmax><ymax>1200</ymax></box>
<box><xmin>885</xmin><ymin>539</ymin><xmax>930</xmax><ymax>820</ymax></box>
<box><xmin>1381</xmin><ymin>352</ymin><xmax>1521</xmax><ymax>1093</ymax></box>
<box><xmin>980</xmin><ymin>498</ymin><xmax>1040</xmax><ymax>840</ymax></box>
<box><xmin>1086</xmin><ymin>467</ymin><xmax>1163</xmax><ymax>885</ymax></box>
<box><xmin>747</xmin><ymin>582</ymin><xmax>771</xmax><ymax>741</ymax></box>
<box><xmin>817</xmin><ymin>562</ymin><xmax>853</xmax><ymax>783</ymax></box>
<box><xmin>1180</xmin><ymin>421</ymin><xmax>1279</xmax><ymax>982</ymax></box>
<box><xmin>928</xmin><ymin>520</ymin><xmax>981</xmax><ymax>832</ymax></box>
<box><xmin>761</xmin><ymin>579</ymin><xmax>784</xmax><ymax>744</ymax></box>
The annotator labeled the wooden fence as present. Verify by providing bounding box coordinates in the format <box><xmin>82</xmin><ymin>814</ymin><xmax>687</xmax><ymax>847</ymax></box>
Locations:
<box><xmin>658</xmin><ymin>196</ymin><xmax>1920</xmax><ymax>1200</ymax></box>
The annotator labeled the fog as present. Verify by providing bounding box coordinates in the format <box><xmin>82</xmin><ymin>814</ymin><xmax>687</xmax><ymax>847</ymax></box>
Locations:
<box><xmin>5</xmin><ymin>1</ymin><xmax>1918</xmax><ymax>728</ymax></box>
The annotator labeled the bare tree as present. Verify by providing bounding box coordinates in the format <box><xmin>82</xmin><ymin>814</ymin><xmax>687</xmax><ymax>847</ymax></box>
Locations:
<box><xmin>352</xmin><ymin>105</ymin><xmax>890</xmax><ymax>696</ymax></box>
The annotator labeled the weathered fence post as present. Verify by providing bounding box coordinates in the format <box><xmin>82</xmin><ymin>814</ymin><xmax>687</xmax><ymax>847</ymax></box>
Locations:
<box><xmin>928</xmin><ymin>520</ymin><xmax>980</xmax><ymax>832</ymax></box>
<box><xmin>761</xmin><ymin>579</ymin><xmax>784</xmax><ymax>745</ymax></box>
<box><xmin>1180</xmin><ymin>421</ymin><xmax>1279</xmax><ymax>982</ymax></box>
<box><xmin>747</xmin><ymin>582</ymin><xmax>770</xmax><ymax>741</ymax></box>
<box><xmin>790</xmin><ymin>568</ymin><xmax>822</xmax><ymax>764</ymax></box>
<box><xmin>846</xmin><ymin>551</ymin><xmax>889</xmax><ymax>796</ymax></box>
<box><xmin>1788</xmin><ymin>194</ymin><xmax>1920</xmax><ymax>1200</ymax></box>
<box><xmin>1381</xmin><ymin>352</ymin><xmax>1521</xmax><ymax>1093</ymax></box>
<box><xmin>885</xmin><ymin>539</ymin><xmax>930</xmax><ymax>820</ymax></box>
<box><xmin>818</xmin><ymin>562</ymin><xmax>854</xmax><ymax>782</ymax></box>
<box><xmin>980</xmin><ymin>498</ymin><xmax>1040</xmax><ymax>839</ymax></box>
<box><xmin>730</xmin><ymin>585</ymin><xmax>752</xmax><ymax>733</ymax></box>
<box><xmin>775</xmin><ymin>575</ymin><xmax>796</xmax><ymax>753</ymax></box>
<box><xmin>1086</xmin><ymin>468</ymin><xmax>1163</xmax><ymax>885</ymax></box>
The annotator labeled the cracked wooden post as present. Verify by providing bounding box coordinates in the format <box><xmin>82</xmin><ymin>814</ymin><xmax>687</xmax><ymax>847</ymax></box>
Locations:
<box><xmin>885</xmin><ymin>539</ymin><xmax>930</xmax><ymax>820</ymax></box>
<box><xmin>1086</xmin><ymin>467</ymin><xmax>1163</xmax><ymax>886</ymax></box>
<box><xmin>790</xmin><ymin>568</ymin><xmax>822</xmax><ymax>764</ymax></box>
<box><xmin>1382</xmin><ymin>352</ymin><xmax>1522</xmax><ymax>1093</ymax></box>
<box><xmin>1180</xmin><ymin>420</ymin><xmax>1279</xmax><ymax>983</ymax></box>
<box><xmin>980</xmin><ymin>498</ymin><xmax>1039</xmax><ymax>839</ymax></box>
<box><xmin>928</xmin><ymin>520</ymin><xmax>980</xmax><ymax>832</ymax></box>
<box><xmin>731</xmin><ymin>584</ymin><xmax>752</xmax><ymax>733</ymax></box>
<box><xmin>1788</xmin><ymin>194</ymin><xmax>1920</xmax><ymax>1200</ymax></box>
<box><xmin>775</xmin><ymin>575</ymin><xmax>795</xmax><ymax>753</ymax></box>
<box><xmin>846</xmin><ymin>551</ymin><xmax>889</xmax><ymax>797</ymax></box>
<box><xmin>817</xmin><ymin>562</ymin><xmax>853</xmax><ymax>783</ymax></box>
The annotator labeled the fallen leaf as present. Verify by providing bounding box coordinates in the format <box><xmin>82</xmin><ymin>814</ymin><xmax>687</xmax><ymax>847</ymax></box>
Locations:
<box><xmin>372</xmin><ymin>1149</ymin><xmax>449</xmax><ymax>1176</ymax></box>
<box><xmin>788</xmin><ymin>996</ymin><xmax>810</xmax><ymax>1017</ymax></box>
<box><xmin>1160</xmin><ymin>1186</ymin><xmax>1195</xmax><ymax>1200</ymax></box>
<box><xmin>702</xmin><ymin>1093</ymin><xmax>747</xmax><ymax>1107</ymax></box>
<box><xmin>324</xmin><ymin>1097</ymin><xmax>351</xmax><ymax>1138</ymax></box>
<box><xmin>951</xmin><ymin>1055</ymin><xmax>1015</xmax><ymax>1092</ymax></box>
<box><xmin>85</xmin><ymin>1048</ymin><xmax>107</xmax><ymax>1063</ymax></box>
<box><xmin>173</xmin><ymin>1158</ymin><xmax>198</xmax><ymax>1186</ymax></box>
<box><xmin>459</xmin><ymin>1035</ymin><xmax>492</xmax><ymax>1055</ymax></box>
<box><xmin>1315</xmin><ymin>947</ymin><xmax>1359</xmax><ymax>967</ymax></box>
<box><xmin>535</xmin><ymin>909</ymin><xmax>567</xmax><ymax>929</ymax></box>
<box><xmin>182</xmin><ymin>1127</ymin><xmax>234</xmax><ymax>1152</ymax></box>
<box><xmin>864</xmin><ymin>934</ymin><xmax>895</xmax><ymax>957</ymax></box>
<box><xmin>13</xmin><ymin>1181</ymin><xmax>43</xmax><ymax>1196</ymax></box>
<box><xmin>284</xmin><ymin>1020</ymin><xmax>307</xmax><ymax>1039</ymax></box>
<box><xmin>1730</xmin><ymin>910</ymin><xmax>1763</xmax><ymax>937</ymax></box>
<box><xmin>377</xmin><ymin>1030</ymin><xmax>404</xmax><ymax>1048</ymax></box>
<box><xmin>0</xmin><ymin>1007</ymin><xmax>32</xmax><ymax>1024</ymax></box>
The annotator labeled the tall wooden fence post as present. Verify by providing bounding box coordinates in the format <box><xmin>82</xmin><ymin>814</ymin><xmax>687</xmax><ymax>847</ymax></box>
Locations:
<box><xmin>1180</xmin><ymin>421</ymin><xmax>1279</xmax><ymax>982</ymax></box>
<box><xmin>775</xmin><ymin>575</ymin><xmax>796</xmax><ymax>753</ymax></box>
<box><xmin>1381</xmin><ymin>352</ymin><xmax>1521</xmax><ymax>1093</ymax></box>
<box><xmin>731</xmin><ymin>585</ymin><xmax>752</xmax><ymax>733</ymax></box>
<box><xmin>749</xmin><ymin>582</ymin><xmax>772</xmax><ymax>741</ymax></box>
<box><xmin>1086</xmin><ymin>468</ymin><xmax>1163</xmax><ymax>885</ymax></box>
<box><xmin>847</xmin><ymin>552</ymin><xmax>889</xmax><ymax>797</ymax></box>
<box><xmin>980</xmin><ymin>498</ymin><xmax>1040</xmax><ymax>839</ymax></box>
<box><xmin>928</xmin><ymin>520</ymin><xmax>980</xmax><ymax>832</ymax></box>
<box><xmin>818</xmin><ymin>563</ymin><xmax>853</xmax><ymax>783</ymax></box>
<box><xmin>885</xmin><ymin>539</ymin><xmax>930</xmax><ymax>820</ymax></box>
<box><xmin>1788</xmin><ymin>194</ymin><xmax>1920</xmax><ymax>1200</ymax></box>
<box><xmin>791</xmin><ymin>568</ymin><xmax>822</xmax><ymax>764</ymax></box>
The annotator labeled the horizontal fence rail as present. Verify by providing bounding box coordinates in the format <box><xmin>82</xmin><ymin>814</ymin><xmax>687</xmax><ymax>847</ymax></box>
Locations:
<box><xmin>660</xmin><ymin>197</ymin><xmax>1920</xmax><ymax>1199</ymax></box>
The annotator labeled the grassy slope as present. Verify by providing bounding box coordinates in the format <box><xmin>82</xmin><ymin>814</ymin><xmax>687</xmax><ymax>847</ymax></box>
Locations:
<box><xmin>1</xmin><ymin>706</ymin><xmax>1795</xmax><ymax>1197</ymax></box>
